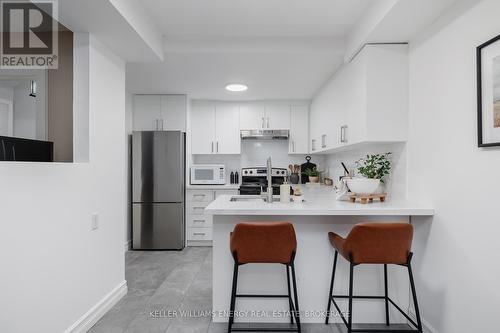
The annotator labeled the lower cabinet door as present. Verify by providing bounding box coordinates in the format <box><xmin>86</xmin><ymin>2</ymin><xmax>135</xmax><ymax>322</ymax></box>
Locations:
<box><xmin>188</xmin><ymin>215</ymin><xmax>213</xmax><ymax>228</ymax></box>
<box><xmin>187</xmin><ymin>227</ymin><xmax>213</xmax><ymax>241</ymax></box>
<box><xmin>133</xmin><ymin>203</ymin><xmax>184</xmax><ymax>250</ymax></box>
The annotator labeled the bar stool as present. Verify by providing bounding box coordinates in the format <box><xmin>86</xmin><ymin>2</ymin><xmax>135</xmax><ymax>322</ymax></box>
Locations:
<box><xmin>228</xmin><ymin>222</ymin><xmax>301</xmax><ymax>333</ymax></box>
<box><xmin>325</xmin><ymin>223</ymin><xmax>423</xmax><ymax>333</ymax></box>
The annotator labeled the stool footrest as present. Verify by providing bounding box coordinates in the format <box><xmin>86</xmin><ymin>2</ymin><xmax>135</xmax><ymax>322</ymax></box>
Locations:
<box><xmin>231</xmin><ymin>324</ymin><xmax>300</xmax><ymax>332</ymax></box>
<box><xmin>236</xmin><ymin>294</ymin><xmax>289</xmax><ymax>298</ymax></box>
<box><xmin>329</xmin><ymin>294</ymin><xmax>420</xmax><ymax>330</ymax></box>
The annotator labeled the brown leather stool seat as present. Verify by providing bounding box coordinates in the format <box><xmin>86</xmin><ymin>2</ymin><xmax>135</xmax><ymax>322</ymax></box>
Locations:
<box><xmin>328</xmin><ymin>223</ymin><xmax>413</xmax><ymax>265</ymax></box>
<box><xmin>228</xmin><ymin>222</ymin><xmax>301</xmax><ymax>333</ymax></box>
<box><xmin>230</xmin><ymin>222</ymin><xmax>297</xmax><ymax>264</ymax></box>
<box><xmin>325</xmin><ymin>223</ymin><xmax>423</xmax><ymax>333</ymax></box>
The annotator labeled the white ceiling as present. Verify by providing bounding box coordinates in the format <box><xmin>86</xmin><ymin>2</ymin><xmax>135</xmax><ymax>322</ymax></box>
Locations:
<box><xmin>127</xmin><ymin>0</ymin><xmax>372</xmax><ymax>100</ymax></box>
<box><xmin>126</xmin><ymin>0</ymin><xmax>463</xmax><ymax>100</ymax></box>
<box><xmin>139</xmin><ymin>0</ymin><xmax>370</xmax><ymax>37</ymax></box>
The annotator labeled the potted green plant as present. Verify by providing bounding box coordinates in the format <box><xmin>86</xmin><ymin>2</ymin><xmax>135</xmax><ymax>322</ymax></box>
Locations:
<box><xmin>347</xmin><ymin>153</ymin><xmax>391</xmax><ymax>194</ymax></box>
<box><xmin>304</xmin><ymin>167</ymin><xmax>320</xmax><ymax>183</ymax></box>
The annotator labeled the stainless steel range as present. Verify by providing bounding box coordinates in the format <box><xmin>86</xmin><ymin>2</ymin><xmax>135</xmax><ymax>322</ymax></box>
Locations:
<box><xmin>239</xmin><ymin>167</ymin><xmax>288</xmax><ymax>195</ymax></box>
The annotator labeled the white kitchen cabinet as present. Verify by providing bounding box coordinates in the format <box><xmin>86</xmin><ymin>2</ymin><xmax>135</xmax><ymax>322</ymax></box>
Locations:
<box><xmin>187</xmin><ymin>188</ymin><xmax>237</xmax><ymax>246</ymax></box>
<box><xmin>289</xmin><ymin>105</ymin><xmax>309</xmax><ymax>154</ymax></box>
<box><xmin>309</xmin><ymin>44</ymin><xmax>408</xmax><ymax>153</ymax></box>
<box><xmin>133</xmin><ymin>95</ymin><xmax>161</xmax><ymax>131</ymax></box>
<box><xmin>133</xmin><ymin>94</ymin><xmax>186</xmax><ymax>131</ymax></box>
<box><xmin>191</xmin><ymin>102</ymin><xmax>240</xmax><ymax>155</ymax></box>
<box><xmin>240</xmin><ymin>103</ymin><xmax>290</xmax><ymax>130</ymax></box>
<box><xmin>215</xmin><ymin>104</ymin><xmax>240</xmax><ymax>154</ymax></box>
<box><xmin>239</xmin><ymin>104</ymin><xmax>265</xmax><ymax>130</ymax></box>
<box><xmin>265</xmin><ymin>105</ymin><xmax>290</xmax><ymax>130</ymax></box>
<box><xmin>191</xmin><ymin>104</ymin><xmax>216</xmax><ymax>154</ymax></box>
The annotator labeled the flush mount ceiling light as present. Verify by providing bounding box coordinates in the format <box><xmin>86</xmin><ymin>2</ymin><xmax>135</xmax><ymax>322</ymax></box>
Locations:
<box><xmin>225</xmin><ymin>83</ymin><xmax>248</xmax><ymax>92</ymax></box>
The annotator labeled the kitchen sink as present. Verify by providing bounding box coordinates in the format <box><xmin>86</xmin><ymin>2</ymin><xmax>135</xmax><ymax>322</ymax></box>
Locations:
<box><xmin>230</xmin><ymin>196</ymin><xmax>265</xmax><ymax>202</ymax></box>
<box><xmin>229</xmin><ymin>196</ymin><xmax>294</xmax><ymax>203</ymax></box>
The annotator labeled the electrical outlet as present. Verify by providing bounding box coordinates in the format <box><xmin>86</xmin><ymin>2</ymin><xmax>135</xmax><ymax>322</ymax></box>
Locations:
<box><xmin>91</xmin><ymin>214</ymin><xmax>99</xmax><ymax>231</ymax></box>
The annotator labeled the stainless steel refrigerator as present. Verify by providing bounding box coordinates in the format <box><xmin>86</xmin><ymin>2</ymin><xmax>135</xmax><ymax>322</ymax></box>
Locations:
<box><xmin>132</xmin><ymin>131</ymin><xmax>185</xmax><ymax>250</ymax></box>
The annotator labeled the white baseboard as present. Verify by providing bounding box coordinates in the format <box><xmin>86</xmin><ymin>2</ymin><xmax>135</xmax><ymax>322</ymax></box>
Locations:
<box><xmin>124</xmin><ymin>240</ymin><xmax>131</xmax><ymax>251</ymax></box>
<box><xmin>64</xmin><ymin>280</ymin><xmax>128</xmax><ymax>333</ymax></box>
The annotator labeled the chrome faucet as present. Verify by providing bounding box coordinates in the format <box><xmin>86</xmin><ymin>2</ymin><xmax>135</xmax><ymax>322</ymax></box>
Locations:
<box><xmin>266</xmin><ymin>157</ymin><xmax>273</xmax><ymax>203</ymax></box>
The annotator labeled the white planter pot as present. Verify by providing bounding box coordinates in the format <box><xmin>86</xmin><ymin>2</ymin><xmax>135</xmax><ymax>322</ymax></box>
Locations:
<box><xmin>346</xmin><ymin>178</ymin><xmax>381</xmax><ymax>195</ymax></box>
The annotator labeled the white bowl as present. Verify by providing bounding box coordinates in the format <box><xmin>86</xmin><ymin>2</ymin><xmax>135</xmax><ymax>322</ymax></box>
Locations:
<box><xmin>346</xmin><ymin>178</ymin><xmax>380</xmax><ymax>195</ymax></box>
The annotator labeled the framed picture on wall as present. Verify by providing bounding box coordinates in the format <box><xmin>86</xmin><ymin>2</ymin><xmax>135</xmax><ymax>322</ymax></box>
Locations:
<box><xmin>477</xmin><ymin>33</ymin><xmax>500</xmax><ymax>147</ymax></box>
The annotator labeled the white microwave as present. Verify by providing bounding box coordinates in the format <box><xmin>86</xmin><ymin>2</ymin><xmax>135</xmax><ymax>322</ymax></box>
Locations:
<box><xmin>190</xmin><ymin>165</ymin><xmax>226</xmax><ymax>185</ymax></box>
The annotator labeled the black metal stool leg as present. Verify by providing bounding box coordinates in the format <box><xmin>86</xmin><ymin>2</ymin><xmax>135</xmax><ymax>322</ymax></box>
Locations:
<box><xmin>290</xmin><ymin>261</ymin><xmax>301</xmax><ymax>333</ymax></box>
<box><xmin>407</xmin><ymin>254</ymin><xmax>423</xmax><ymax>333</ymax></box>
<box><xmin>384</xmin><ymin>264</ymin><xmax>390</xmax><ymax>326</ymax></box>
<box><xmin>286</xmin><ymin>264</ymin><xmax>294</xmax><ymax>324</ymax></box>
<box><xmin>325</xmin><ymin>251</ymin><xmax>338</xmax><ymax>324</ymax></box>
<box><xmin>228</xmin><ymin>261</ymin><xmax>239</xmax><ymax>333</ymax></box>
<box><xmin>347</xmin><ymin>260</ymin><xmax>354</xmax><ymax>333</ymax></box>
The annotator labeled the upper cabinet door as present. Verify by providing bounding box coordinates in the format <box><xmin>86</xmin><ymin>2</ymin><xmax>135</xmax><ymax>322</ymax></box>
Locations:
<box><xmin>215</xmin><ymin>104</ymin><xmax>240</xmax><ymax>154</ymax></box>
<box><xmin>265</xmin><ymin>105</ymin><xmax>290</xmax><ymax>130</ymax></box>
<box><xmin>133</xmin><ymin>95</ymin><xmax>161</xmax><ymax>131</ymax></box>
<box><xmin>289</xmin><ymin>106</ymin><xmax>309</xmax><ymax>154</ymax></box>
<box><xmin>160</xmin><ymin>95</ymin><xmax>187</xmax><ymax>131</ymax></box>
<box><xmin>191</xmin><ymin>104</ymin><xmax>216</xmax><ymax>154</ymax></box>
<box><xmin>240</xmin><ymin>104</ymin><xmax>265</xmax><ymax>129</ymax></box>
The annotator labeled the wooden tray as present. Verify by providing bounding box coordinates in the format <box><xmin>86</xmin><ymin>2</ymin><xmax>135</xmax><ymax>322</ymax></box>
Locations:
<box><xmin>349</xmin><ymin>193</ymin><xmax>387</xmax><ymax>204</ymax></box>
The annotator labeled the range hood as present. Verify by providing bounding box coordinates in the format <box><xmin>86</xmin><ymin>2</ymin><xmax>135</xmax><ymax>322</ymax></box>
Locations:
<box><xmin>240</xmin><ymin>129</ymin><xmax>289</xmax><ymax>140</ymax></box>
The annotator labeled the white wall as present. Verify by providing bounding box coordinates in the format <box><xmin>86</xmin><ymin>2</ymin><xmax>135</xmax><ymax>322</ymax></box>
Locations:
<box><xmin>0</xmin><ymin>35</ymin><xmax>127</xmax><ymax>332</ymax></box>
<box><xmin>125</xmin><ymin>91</ymin><xmax>133</xmax><ymax>249</ymax></box>
<box><xmin>408</xmin><ymin>1</ymin><xmax>500</xmax><ymax>332</ymax></box>
<box><xmin>13</xmin><ymin>80</ymin><xmax>37</xmax><ymax>140</ymax></box>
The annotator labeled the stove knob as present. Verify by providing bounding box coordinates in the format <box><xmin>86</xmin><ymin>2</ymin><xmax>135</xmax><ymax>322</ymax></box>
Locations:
<box><xmin>250</xmin><ymin>170</ymin><xmax>253</xmax><ymax>174</ymax></box>
<box><xmin>281</xmin><ymin>171</ymin><xmax>285</xmax><ymax>175</ymax></box>
<box><xmin>244</xmin><ymin>170</ymin><xmax>248</xmax><ymax>174</ymax></box>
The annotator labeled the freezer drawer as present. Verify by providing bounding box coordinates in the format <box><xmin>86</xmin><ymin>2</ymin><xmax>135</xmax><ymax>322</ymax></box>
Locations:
<box><xmin>133</xmin><ymin>203</ymin><xmax>185</xmax><ymax>250</ymax></box>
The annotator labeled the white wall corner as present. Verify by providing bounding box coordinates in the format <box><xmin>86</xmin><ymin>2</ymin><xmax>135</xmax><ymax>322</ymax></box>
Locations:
<box><xmin>64</xmin><ymin>281</ymin><xmax>128</xmax><ymax>333</ymax></box>
<box><xmin>108</xmin><ymin>0</ymin><xmax>164</xmax><ymax>61</ymax></box>
<box><xmin>344</xmin><ymin>0</ymin><xmax>398</xmax><ymax>62</ymax></box>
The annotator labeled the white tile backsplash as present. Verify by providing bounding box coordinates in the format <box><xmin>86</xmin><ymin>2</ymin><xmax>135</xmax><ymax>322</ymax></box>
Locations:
<box><xmin>192</xmin><ymin>141</ymin><xmax>406</xmax><ymax>199</ymax></box>
<box><xmin>323</xmin><ymin>142</ymin><xmax>407</xmax><ymax>199</ymax></box>
<box><xmin>192</xmin><ymin>140</ymin><xmax>324</xmax><ymax>178</ymax></box>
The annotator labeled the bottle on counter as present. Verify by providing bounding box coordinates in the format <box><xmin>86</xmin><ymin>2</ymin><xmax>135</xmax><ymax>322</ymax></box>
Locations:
<box><xmin>230</xmin><ymin>172</ymin><xmax>235</xmax><ymax>184</ymax></box>
<box><xmin>235</xmin><ymin>172</ymin><xmax>239</xmax><ymax>184</ymax></box>
<box><xmin>280</xmin><ymin>179</ymin><xmax>291</xmax><ymax>203</ymax></box>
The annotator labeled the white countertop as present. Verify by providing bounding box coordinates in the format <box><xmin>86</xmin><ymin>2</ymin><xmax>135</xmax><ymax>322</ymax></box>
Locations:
<box><xmin>187</xmin><ymin>184</ymin><xmax>240</xmax><ymax>190</ymax></box>
<box><xmin>205</xmin><ymin>185</ymin><xmax>434</xmax><ymax>216</ymax></box>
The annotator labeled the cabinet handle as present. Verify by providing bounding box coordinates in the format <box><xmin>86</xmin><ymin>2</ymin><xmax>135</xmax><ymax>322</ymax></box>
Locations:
<box><xmin>193</xmin><ymin>219</ymin><xmax>205</xmax><ymax>223</ymax></box>
<box><xmin>321</xmin><ymin>134</ymin><xmax>327</xmax><ymax>148</ymax></box>
<box><xmin>193</xmin><ymin>194</ymin><xmax>205</xmax><ymax>197</ymax></box>
<box><xmin>340</xmin><ymin>125</ymin><xmax>348</xmax><ymax>143</ymax></box>
<box><xmin>155</xmin><ymin>119</ymin><xmax>158</xmax><ymax>130</ymax></box>
<box><xmin>261</xmin><ymin>117</ymin><xmax>265</xmax><ymax>128</ymax></box>
<box><xmin>216</xmin><ymin>141</ymin><xmax>219</xmax><ymax>153</ymax></box>
<box><xmin>292</xmin><ymin>141</ymin><xmax>296</xmax><ymax>153</ymax></box>
<box><xmin>311</xmin><ymin>139</ymin><xmax>316</xmax><ymax>151</ymax></box>
<box><xmin>193</xmin><ymin>232</ymin><xmax>206</xmax><ymax>236</ymax></box>
<box><xmin>266</xmin><ymin>117</ymin><xmax>270</xmax><ymax>128</ymax></box>
<box><xmin>160</xmin><ymin>119</ymin><xmax>164</xmax><ymax>130</ymax></box>
<box><xmin>211</xmin><ymin>142</ymin><xmax>214</xmax><ymax>153</ymax></box>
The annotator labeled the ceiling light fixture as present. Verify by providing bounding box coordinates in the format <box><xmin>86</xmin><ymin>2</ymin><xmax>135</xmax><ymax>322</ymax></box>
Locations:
<box><xmin>225</xmin><ymin>83</ymin><xmax>248</xmax><ymax>92</ymax></box>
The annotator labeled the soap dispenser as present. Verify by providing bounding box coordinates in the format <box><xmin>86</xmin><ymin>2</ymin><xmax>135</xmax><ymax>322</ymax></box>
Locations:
<box><xmin>280</xmin><ymin>178</ymin><xmax>291</xmax><ymax>203</ymax></box>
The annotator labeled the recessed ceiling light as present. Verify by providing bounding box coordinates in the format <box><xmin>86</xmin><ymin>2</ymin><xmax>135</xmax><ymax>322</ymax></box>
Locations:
<box><xmin>225</xmin><ymin>83</ymin><xmax>248</xmax><ymax>92</ymax></box>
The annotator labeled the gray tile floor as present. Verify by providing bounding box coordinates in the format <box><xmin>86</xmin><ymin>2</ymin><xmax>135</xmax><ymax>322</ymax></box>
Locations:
<box><xmin>89</xmin><ymin>248</ymin><xmax>412</xmax><ymax>333</ymax></box>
